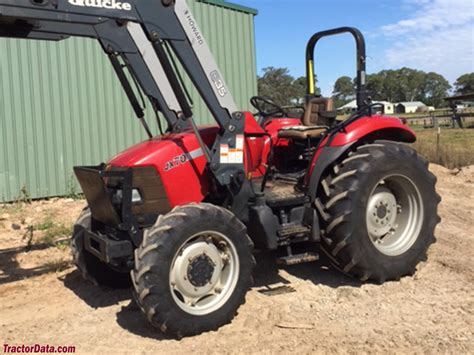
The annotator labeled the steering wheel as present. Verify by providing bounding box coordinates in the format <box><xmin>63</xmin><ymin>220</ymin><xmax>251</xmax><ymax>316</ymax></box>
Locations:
<box><xmin>250</xmin><ymin>96</ymin><xmax>285</xmax><ymax>120</ymax></box>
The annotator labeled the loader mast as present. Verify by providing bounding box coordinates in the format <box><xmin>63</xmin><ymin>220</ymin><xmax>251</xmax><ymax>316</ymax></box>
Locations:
<box><xmin>0</xmin><ymin>0</ymin><xmax>246</xmax><ymax>188</ymax></box>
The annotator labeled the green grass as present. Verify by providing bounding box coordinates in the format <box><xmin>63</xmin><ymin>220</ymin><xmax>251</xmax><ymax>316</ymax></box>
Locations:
<box><xmin>0</xmin><ymin>202</ymin><xmax>25</xmax><ymax>215</ymax></box>
<box><xmin>34</xmin><ymin>216</ymin><xmax>73</xmax><ymax>245</ymax></box>
<box><xmin>412</xmin><ymin>128</ymin><xmax>474</xmax><ymax>169</ymax></box>
<box><xmin>41</xmin><ymin>223</ymin><xmax>73</xmax><ymax>245</ymax></box>
<box><xmin>35</xmin><ymin>218</ymin><xmax>54</xmax><ymax>231</ymax></box>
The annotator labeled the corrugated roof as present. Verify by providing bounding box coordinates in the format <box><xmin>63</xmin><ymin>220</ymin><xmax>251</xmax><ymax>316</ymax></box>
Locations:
<box><xmin>199</xmin><ymin>0</ymin><xmax>258</xmax><ymax>15</ymax></box>
<box><xmin>338</xmin><ymin>99</ymin><xmax>394</xmax><ymax>110</ymax></box>
<box><xmin>339</xmin><ymin>100</ymin><xmax>357</xmax><ymax>109</ymax></box>
<box><xmin>397</xmin><ymin>101</ymin><xmax>426</xmax><ymax>107</ymax></box>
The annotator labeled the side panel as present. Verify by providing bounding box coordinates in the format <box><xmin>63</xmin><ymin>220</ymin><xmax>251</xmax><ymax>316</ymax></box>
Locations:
<box><xmin>108</xmin><ymin>127</ymin><xmax>218</xmax><ymax>207</ymax></box>
<box><xmin>243</xmin><ymin>111</ymin><xmax>267</xmax><ymax>176</ymax></box>
<box><xmin>264</xmin><ymin>117</ymin><xmax>302</xmax><ymax>170</ymax></box>
<box><xmin>244</xmin><ymin>114</ymin><xmax>302</xmax><ymax>177</ymax></box>
<box><xmin>244</xmin><ymin>134</ymin><xmax>272</xmax><ymax>178</ymax></box>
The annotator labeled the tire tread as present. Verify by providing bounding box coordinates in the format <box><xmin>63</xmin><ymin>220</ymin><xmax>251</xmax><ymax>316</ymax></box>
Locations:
<box><xmin>316</xmin><ymin>141</ymin><xmax>440</xmax><ymax>282</ymax></box>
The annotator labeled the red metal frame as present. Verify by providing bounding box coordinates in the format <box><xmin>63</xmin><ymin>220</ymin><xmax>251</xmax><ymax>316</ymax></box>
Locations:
<box><xmin>108</xmin><ymin>112</ymin><xmax>415</xmax><ymax>208</ymax></box>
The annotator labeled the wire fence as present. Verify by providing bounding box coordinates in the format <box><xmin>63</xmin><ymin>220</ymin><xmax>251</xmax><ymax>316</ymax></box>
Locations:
<box><xmin>406</xmin><ymin>113</ymin><xmax>474</xmax><ymax>129</ymax></box>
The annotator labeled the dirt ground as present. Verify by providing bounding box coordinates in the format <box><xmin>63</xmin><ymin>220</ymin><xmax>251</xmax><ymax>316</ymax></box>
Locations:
<box><xmin>0</xmin><ymin>164</ymin><xmax>473</xmax><ymax>354</ymax></box>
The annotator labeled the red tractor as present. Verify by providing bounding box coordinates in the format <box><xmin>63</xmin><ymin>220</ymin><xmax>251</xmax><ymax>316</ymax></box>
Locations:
<box><xmin>0</xmin><ymin>0</ymin><xmax>439</xmax><ymax>338</ymax></box>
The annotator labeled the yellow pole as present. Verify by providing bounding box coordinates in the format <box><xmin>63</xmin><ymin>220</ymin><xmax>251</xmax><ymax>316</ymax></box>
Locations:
<box><xmin>308</xmin><ymin>60</ymin><xmax>315</xmax><ymax>95</ymax></box>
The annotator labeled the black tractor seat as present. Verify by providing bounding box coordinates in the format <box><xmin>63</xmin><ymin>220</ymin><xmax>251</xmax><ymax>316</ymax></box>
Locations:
<box><xmin>278</xmin><ymin>97</ymin><xmax>336</xmax><ymax>140</ymax></box>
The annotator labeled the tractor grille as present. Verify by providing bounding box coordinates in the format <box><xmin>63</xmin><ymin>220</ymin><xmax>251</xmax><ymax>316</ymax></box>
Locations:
<box><xmin>74</xmin><ymin>165</ymin><xmax>171</xmax><ymax>228</ymax></box>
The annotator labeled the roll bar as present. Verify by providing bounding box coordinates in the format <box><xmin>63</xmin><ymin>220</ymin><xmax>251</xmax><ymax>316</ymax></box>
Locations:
<box><xmin>305</xmin><ymin>27</ymin><xmax>369</xmax><ymax>109</ymax></box>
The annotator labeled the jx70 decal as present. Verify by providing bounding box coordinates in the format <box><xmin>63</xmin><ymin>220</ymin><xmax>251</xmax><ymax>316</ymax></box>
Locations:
<box><xmin>163</xmin><ymin>148</ymin><xmax>204</xmax><ymax>172</ymax></box>
<box><xmin>164</xmin><ymin>154</ymin><xmax>188</xmax><ymax>172</ymax></box>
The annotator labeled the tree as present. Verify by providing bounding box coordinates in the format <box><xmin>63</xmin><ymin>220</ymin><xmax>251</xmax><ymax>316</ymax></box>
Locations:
<box><xmin>258</xmin><ymin>67</ymin><xmax>296</xmax><ymax>106</ymax></box>
<box><xmin>454</xmin><ymin>73</ymin><xmax>474</xmax><ymax>95</ymax></box>
<box><xmin>292</xmin><ymin>76</ymin><xmax>321</xmax><ymax>104</ymax></box>
<box><xmin>421</xmin><ymin>72</ymin><xmax>451</xmax><ymax>107</ymax></box>
<box><xmin>366</xmin><ymin>70</ymin><xmax>402</xmax><ymax>102</ymax></box>
<box><xmin>332</xmin><ymin>76</ymin><xmax>354</xmax><ymax>108</ymax></box>
<box><xmin>292</xmin><ymin>76</ymin><xmax>307</xmax><ymax>105</ymax></box>
<box><xmin>364</xmin><ymin>68</ymin><xmax>450</xmax><ymax>107</ymax></box>
<box><xmin>257</xmin><ymin>67</ymin><xmax>319</xmax><ymax>106</ymax></box>
<box><xmin>366</xmin><ymin>73</ymin><xmax>385</xmax><ymax>101</ymax></box>
<box><xmin>396</xmin><ymin>68</ymin><xmax>425</xmax><ymax>102</ymax></box>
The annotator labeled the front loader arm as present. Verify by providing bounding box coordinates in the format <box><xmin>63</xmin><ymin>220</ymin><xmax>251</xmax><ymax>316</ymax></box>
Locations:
<box><xmin>0</xmin><ymin>0</ymin><xmax>246</xmax><ymax>190</ymax></box>
<box><xmin>0</xmin><ymin>0</ymin><xmax>182</xmax><ymax>128</ymax></box>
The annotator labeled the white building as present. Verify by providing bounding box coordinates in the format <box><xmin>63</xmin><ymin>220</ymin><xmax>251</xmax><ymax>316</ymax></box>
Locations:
<box><xmin>338</xmin><ymin>100</ymin><xmax>395</xmax><ymax>114</ymax></box>
<box><xmin>395</xmin><ymin>101</ymin><xmax>427</xmax><ymax>114</ymax></box>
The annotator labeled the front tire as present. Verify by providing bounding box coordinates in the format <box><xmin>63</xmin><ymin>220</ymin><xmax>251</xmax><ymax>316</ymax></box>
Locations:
<box><xmin>131</xmin><ymin>203</ymin><xmax>255</xmax><ymax>337</ymax></box>
<box><xmin>316</xmin><ymin>142</ymin><xmax>440</xmax><ymax>283</ymax></box>
<box><xmin>71</xmin><ymin>209</ymin><xmax>132</xmax><ymax>289</ymax></box>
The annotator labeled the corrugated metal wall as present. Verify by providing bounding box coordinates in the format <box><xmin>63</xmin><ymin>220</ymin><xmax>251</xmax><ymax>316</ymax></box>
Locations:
<box><xmin>0</xmin><ymin>1</ymin><xmax>258</xmax><ymax>202</ymax></box>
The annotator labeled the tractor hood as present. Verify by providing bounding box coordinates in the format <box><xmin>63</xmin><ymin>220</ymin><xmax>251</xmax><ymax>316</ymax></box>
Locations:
<box><xmin>108</xmin><ymin>126</ymin><xmax>219</xmax><ymax>207</ymax></box>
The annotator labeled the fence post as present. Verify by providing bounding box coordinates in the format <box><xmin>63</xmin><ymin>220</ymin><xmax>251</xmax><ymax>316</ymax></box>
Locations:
<box><xmin>436</xmin><ymin>127</ymin><xmax>441</xmax><ymax>164</ymax></box>
<box><xmin>433</xmin><ymin>114</ymin><xmax>438</xmax><ymax>129</ymax></box>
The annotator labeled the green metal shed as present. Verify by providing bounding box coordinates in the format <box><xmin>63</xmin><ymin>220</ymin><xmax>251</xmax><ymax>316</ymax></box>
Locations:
<box><xmin>0</xmin><ymin>0</ymin><xmax>258</xmax><ymax>202</ymax></box>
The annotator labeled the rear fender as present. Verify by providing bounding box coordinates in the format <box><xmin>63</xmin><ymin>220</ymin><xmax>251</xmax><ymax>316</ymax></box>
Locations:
<box><xmin>307</xmin><ymin>116</ymin><xmax>416</xmax><ymax>200</ymax></box>
<box><xmin>328</xmin><ymin>115</ymin><xmax>416</xmax><ymax>147</ymax></box>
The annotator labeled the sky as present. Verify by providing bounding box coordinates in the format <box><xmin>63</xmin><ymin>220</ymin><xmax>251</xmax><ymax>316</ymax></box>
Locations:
<box><xmin>236</xmin><ymin>0</ymin><xmax>474</xmax><ymax>96</ymax></box>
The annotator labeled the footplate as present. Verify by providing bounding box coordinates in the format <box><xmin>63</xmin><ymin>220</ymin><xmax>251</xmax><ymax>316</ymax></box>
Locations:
<box><xmin>278</xmin><ymin>224</ymin><xmax>311</xmax><ymax>238</ymax></box>
<box><xmin>277</xmin><ymin>252</ymin><xmax>319</xmax><ymax>266</ymax></box>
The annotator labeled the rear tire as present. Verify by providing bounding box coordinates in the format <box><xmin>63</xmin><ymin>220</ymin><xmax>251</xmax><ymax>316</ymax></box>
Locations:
<box><xmin>316</xmin><ymin>142</ymin><xmax>440</xmax><ymax>283</ymax></box>
<box><xmin>131</xmin><ymin>203</ymin><xmax>255</xmax><ymax>338</ymax></box>
<box><xmin>71</xmin><ymin>209</ymin><xmax>132</xmax><ymax>289</ymax></box>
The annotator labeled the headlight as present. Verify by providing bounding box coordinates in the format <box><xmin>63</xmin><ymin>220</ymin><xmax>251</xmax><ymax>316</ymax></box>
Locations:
<box><xmin>131</xmin><ymin>188</ymin><xmax>142</xmax><ymax>203</ymax></box>
<box><xmin>111</xmin><ymin>188</ymin><xmax>143</xmax><ymax>204</ymax></box>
